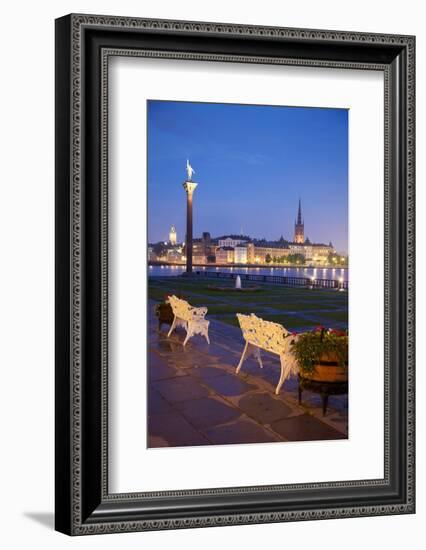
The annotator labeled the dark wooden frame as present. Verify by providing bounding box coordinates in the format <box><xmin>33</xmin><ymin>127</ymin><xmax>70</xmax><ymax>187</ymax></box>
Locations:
<box><xmin>55</xmin><ymin>13</ymin><xmax>415</xmax><ymax>535</ymax></box>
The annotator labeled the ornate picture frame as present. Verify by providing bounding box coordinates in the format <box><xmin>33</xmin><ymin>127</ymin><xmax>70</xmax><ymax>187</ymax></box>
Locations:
<box><xmin>55</xmin><ymin>14</ymin><xmax>415</xmax><ymax>535</ymax></box>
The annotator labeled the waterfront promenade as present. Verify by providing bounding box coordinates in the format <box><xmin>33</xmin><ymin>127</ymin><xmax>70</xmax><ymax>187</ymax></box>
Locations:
<box><xmin>192</xmin><ymin>269</ymin><xmax>348</xmax><ymax>290</ymax></box>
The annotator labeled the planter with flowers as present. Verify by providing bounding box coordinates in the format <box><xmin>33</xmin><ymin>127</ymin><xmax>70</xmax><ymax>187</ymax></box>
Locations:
<box><xmin>154</xmin><ymin>294</ymin><xmax>179</xmax><ymax>330</ymax></box>
<box><xmin>293</xmin><ymin>326</ymin><xmax>348</xmax><ymax>382</ymax></box>
<box><xmin>292</xmin><ymin>327</ymin><xmax>348</xmax><ymax>416</ymax></box>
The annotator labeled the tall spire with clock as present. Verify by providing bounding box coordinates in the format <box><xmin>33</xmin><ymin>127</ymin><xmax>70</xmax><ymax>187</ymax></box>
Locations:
<box><xmin>169</xmin><ymin>225</ymin><xmax>177</xmax><ymax>245</ymax></box>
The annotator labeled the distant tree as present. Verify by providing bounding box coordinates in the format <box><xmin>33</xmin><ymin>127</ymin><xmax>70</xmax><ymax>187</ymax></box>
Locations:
<box><xmin>328</xmin><ymin>252</ymin><xmax>340</xmax><ymax>265</ymax></box>
<box><xmin>265</xmin><ymin>254</ymin><xmax>272</xmax><ymax>263</ymax></box>
<box><xmin>287</xmin><ymin>253</ymin><xmax>305</xmax><ymax>265</ymax></box>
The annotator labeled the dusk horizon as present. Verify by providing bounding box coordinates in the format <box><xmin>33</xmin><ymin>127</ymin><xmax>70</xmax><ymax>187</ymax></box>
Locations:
<box><xmin>147</xmin><ymin>100</ymin><xmax>348</xmax><ymax>254</ymax></box>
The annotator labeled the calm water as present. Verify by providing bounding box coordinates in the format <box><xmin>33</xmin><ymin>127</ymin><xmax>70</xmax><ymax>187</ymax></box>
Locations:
<box><xmin>149</xmin><ymin>265</ymin><xmax>349</xmax><ymax>282</ymax></box>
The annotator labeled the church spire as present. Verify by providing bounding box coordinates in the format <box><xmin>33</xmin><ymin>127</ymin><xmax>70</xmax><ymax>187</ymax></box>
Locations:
<box><xmin>294</xmin><ymin>198</ymin><xmax>305</xmax><ymax>244</ymax></box>
<box><xmin>297</xmin><ymin>198</ymin><xmax>303</xmax><ymax>225</ymax></box>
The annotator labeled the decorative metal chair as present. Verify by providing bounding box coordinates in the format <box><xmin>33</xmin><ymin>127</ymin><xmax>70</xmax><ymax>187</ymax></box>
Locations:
<box><xmin>236</xmin><ymin>313</ymin><xmax>298</xmax><ymax>394</ymax></box>
<box><xmin>167</xmin><ymin>295</ymin><xmax>210</xmax><ymax>346</ymax></box>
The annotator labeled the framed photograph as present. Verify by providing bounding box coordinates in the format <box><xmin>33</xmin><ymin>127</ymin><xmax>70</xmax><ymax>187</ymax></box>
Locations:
<box><xmin>55</xmin><ymin>14</ymin><xmax>415</xmax><ymax>535</ymax></box>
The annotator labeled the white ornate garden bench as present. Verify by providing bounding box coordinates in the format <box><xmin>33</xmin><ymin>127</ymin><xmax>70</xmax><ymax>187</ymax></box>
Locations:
<box><xmin>236</xmin><ymin>313</ymin><xmax>299</xmax><ymax>394</ymax></box>
<box><xmin>167</xmin><ymin>295</ymin><xmax>210</xmax><ymax>346</ymax></box>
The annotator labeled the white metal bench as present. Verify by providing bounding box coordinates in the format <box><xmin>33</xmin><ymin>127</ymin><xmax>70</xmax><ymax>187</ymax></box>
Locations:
<box><xmin>236</xmin><ymin>313</ymin><xmax>299</xmax><ymax>394</ymax></box>
<box><xmin>167</xmin><ymin>295</ymin><xmax>210</xmax><ymax>346</ymax></box>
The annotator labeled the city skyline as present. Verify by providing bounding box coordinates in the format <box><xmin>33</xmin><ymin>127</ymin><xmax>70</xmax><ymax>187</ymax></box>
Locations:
<box><xmin>148</xmin><ymin>100</ymin><xmax>348</xmax><ymax>253</ymax></box>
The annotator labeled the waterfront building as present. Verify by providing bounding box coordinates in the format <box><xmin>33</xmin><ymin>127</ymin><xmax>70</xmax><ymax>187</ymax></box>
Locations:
<box><xmin>167</xmin><ymin>249</ymin><xmax>182</xmax><ymax>263</ymax></box>
<box><xmin>234</xmin><ymin>245</ymin><xmax>248</xmax><ymax>264</ymax></box>
<box><xmin>169</xmin><ymin>224</ymin><xmax>177</xmax><ymax>245</ymax></box>
<box><xmin>202</xmin><ymin>232</ymin><xmax>211</xmax><ymax>246</ymax></box>
<box><xmin>247</xmin><ymin>243</ymin><xmax>255</xmax><ymax>263</ymax></box>
<box><xmin>218</xmin><ymin>236</ymin><xmax>248</xmax><ymax>248</ymax></box>
<box><xmin>289</xmin><ymin>241</ymin><xmax>334</xmax><ymax>263</ymax></box>
<box><xmin>216</xmin><ymin>246</ymin><xmax>235</xmax><ymax>264</ymax></box>
<box><xmin>192</xmin><ymin>240</ymin><xmax>206</xmax><ymax>263</ymax></box>
<box><xmin>148</xmin><ymin>246</ymin><xmax>156</xmax><ymax>262</ymax></box>
<box><xmin>202</xmin><ymin>232</ymin><xmax>216</xmax><ymax>262</ymax></box>
<box><xmin>193</xmin><ymin>253</ymin><xmax>207</xmax><ymax>264</ymax></box>
<box><xmin>253</xmin><ymin>244</ymin><xmax>291</xmax><ymax>263</ymax></box>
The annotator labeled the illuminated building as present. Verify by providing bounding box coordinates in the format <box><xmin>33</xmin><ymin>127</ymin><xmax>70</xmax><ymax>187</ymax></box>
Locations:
<box><xmin>294</xmin><ymin>199</ymin><xmax>305</xmax><ymax>244</ymax></box>
<box><xmin>169</xmin><ymin>225</ymin><xmax>177</xmax><ymax>245</ymax></box>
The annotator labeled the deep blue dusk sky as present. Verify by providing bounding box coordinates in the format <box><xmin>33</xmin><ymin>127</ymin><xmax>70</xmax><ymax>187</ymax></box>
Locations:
<box><xmin>147</xmin><ymin>100</ymin><xmax>348</xmax><ymax>253</ymax></box>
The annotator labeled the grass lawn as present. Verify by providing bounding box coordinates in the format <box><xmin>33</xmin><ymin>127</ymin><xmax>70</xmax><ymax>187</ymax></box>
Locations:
<box><xmin>312</xmin><ymin>310</ymin><xmax>349</xmax><ymax>323</ymax></box>
<box><xmin>220</xmin><ymin>313</ymin><xmax>319</xmax><ymax>330</ymax></box>
<box><xmin>148</xmin><ymin>276</ymin><xmax>348</xmax><ymax>331</ymax></box>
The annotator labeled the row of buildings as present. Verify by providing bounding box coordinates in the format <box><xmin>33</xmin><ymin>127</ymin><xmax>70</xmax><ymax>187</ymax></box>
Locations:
<box><xmin>148</xmin><ymin>201</ymin><xmax>340</xmax><ymax>266</ymax></box>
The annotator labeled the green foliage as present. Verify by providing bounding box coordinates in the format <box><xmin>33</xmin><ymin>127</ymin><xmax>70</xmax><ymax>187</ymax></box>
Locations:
<box><xmin>292</xmin><ymin>329</ymin><xmax>348</xmax><ymax>375</ymax></box>
<box><xmin>328</xmin><ymin>252</ymin><xmax>348</xmax><ymax>266</ymax></box>
<box><xmin>287</xmin><ymin>253</ymin><xmax>306</xmax><ymax>265</ymax></box>
<box><xmin>265</xmin><ymin>253</ymin><xmax>272</xmax><ymax>263</ymax></box>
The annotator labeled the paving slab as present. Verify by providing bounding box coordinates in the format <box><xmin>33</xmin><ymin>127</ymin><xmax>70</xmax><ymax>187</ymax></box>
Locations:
<box><xmin>148</xmin><ymin>413</ymin><xmax>210</xmax><ymax>447</ymax></box>
<box><xmin>271</xmin><ymin>414</ymin><xmax>347</xmax><ymax>441</ymax></box>
<box><xmin>188</xmin><ymin>365</ymin><xmax>232</xmax><ymax>380</ymax></box>
<box><xmin>147</xmin><ymin>388</ymin><xmax>174</xmax><ymax>415</ymax></box>
<box><xmin>203</xmin><ymin>373</ymin><xmax>258</xmax><ymax>396</ymax></box>
<box><xmin>202</xmin><ymin>418</ymin><xmax>280</xmax><ymax>445</ymax></box>
<box><xmin>152</xmin><ymin>376</ymin><xmax>210</xmax><ymax>403</ymax></box>
<box><xmin>238</xmin><ymin>392</ymin><xmax>293</xmax><ymax>424</ymax></box>
<box><xmin>175</xmin><ymin>396</ymin><xmax>242</xmax><ymax>429</ymax></box>
<box><xmin>148</xmin><ymin>359</ymin><xmax>183</xmax><ymax>381</ymax></box>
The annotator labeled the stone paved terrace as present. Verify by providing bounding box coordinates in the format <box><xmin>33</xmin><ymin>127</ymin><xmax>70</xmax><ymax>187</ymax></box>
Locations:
<box><xmin>147</xmin><ymin>283</ymin><xmax>348</xmax><ymax>448</ymax></box>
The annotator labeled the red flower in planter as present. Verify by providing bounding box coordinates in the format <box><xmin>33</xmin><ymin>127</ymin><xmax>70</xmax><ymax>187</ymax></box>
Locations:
<box><xmin>329</xmin><ymin>328</ymin><xmax>347</xmax><ymax>337</ymax></box>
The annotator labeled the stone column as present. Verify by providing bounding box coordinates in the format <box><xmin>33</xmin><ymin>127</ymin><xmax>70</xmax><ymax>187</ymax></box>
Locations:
<box><xmin>182</xmin><ymin>181</ymin><xmax>198</xmax><ymax>274</ymax></box>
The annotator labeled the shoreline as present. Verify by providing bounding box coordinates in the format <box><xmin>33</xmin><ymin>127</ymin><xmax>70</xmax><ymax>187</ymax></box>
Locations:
<box><xmin>148</xmin><ymin>261</ymin><xmax>348</xmax><ymax>270</ymax></box>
